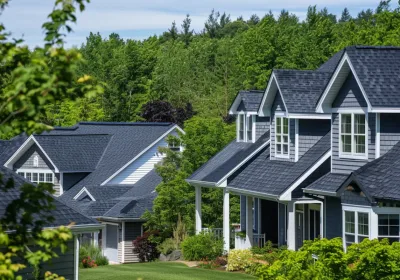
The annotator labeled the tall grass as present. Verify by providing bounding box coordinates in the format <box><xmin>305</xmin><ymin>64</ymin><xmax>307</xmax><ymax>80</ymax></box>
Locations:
<box><xmin>79</xmin><ymin>244</ymin><xmax>109</xmax><ymax>267</ymax></box>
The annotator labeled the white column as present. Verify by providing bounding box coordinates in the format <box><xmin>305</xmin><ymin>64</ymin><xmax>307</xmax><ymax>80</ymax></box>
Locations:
<box><xmin>121</xmin><ymin>222</ymin><xmax>125</xmax><ymax>263</ymax></box>
<box><xmin>376</xmin><ymin>113</ymin><xmax>380</xmax><ymax>159</ymax></box>
<box><xmin>287</xmin><ymin>201</ymin><xmax>296</xmax><ymax>250</ymax></box>
<box><xmin>245</xmin><ymin>196</ymin><xmax>253</xmax><ymax>248</ymax></box>
<box><xmin>319</xmin><ymin>202</ymin><xmax>324</xmax><ymax>238</ymax></box>
<box><xmin>295</xmin><ymin>119</ymin><xmax>299</xmax><ymax>162</ymax></box>
<box><xmin>74</xmin><ymin>234</ymin><xmax>80</xmax><ymax>280</ymax></box>
<box><xmin>93</xmin><ymin>231</ymin><xmax>99</xmax><ymax>246</ymax></box>
<box><xmin>102</xmin><ymin>225</ymin><xmax>107</xmax><ymax>255</ymax></box>
<box><xmin>195</xmin><ymin>186</ymin><xmax>202</xmax><ymax>234</ymax></box>
<box><xmin>223</xmin><ymin>188</ymin><xmax>230</xmax><ymax>252</ymax></box>
<box><xmin>370</xmin><ymin>210</ymin><xmax>378</xmax><ymax>239</ymax></box>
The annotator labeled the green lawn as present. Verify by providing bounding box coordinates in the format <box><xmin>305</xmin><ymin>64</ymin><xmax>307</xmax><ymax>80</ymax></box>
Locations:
<box><xmin>80</xmin><ymin>262</ymin><xmax>256</xmax><ymax>280</ymax></box>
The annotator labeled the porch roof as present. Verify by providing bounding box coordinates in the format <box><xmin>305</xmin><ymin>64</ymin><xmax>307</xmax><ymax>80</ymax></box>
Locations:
<box><xmin>304</xmin><ymin>173</ymin><xmax>350</xmax><ymax>196</ymax></box>
<box><xmin>188</xmin><ymin>131</ymin><xmax>270</xmax><ymax>184</ymax></box>
<box><xmin>228</xmin><ymin>131</ymin><xmax>331</xmax><ymax>197</ymax></box>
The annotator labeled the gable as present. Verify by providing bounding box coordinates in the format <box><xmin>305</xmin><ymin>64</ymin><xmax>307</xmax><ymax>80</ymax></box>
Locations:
<box><xmin>237</xmin><ymin>100</ymin><xmax>246</xmax><ymax>111</ymax></box>
<box><xmin>272</xmin><ymin>90</ymin><xmax>286</xmax><ymax>113</ymax></box>
<box><xmin>332</xmin><ymin>72</ymin><xmax>367</xmax><ymax>108</ymax></box>
<box><xmin>14</xmin><ymin>144</ymin><xmax>53</xmax><ymax>171</ymax></box>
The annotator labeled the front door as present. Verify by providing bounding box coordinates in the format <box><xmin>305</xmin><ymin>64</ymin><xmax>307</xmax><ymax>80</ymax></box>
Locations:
<box><xmin>295</xmin><ymin>211</ymin><xmax>304</xmax><ymax>250</ymax></box>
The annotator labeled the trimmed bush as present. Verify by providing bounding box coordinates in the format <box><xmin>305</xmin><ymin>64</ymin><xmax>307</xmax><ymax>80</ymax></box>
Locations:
<box><xmin>181</xmin><ymin>233</ymin><xmax>223</xmax><ymax>261</ymax></box>
<box><xmin>227</xmin><ymin>249</ymin><xmax>254</xmax><ymax>271</ymax></box>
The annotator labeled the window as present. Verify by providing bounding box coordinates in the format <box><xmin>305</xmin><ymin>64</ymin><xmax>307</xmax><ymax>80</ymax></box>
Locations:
<box><xmin>275</xmin><ymin>117</ymin><xmax>289</xmax><ymax>157</ymax></box>
<box><xmin>39</xmin><ymin>173</ymin><xmax>45</xmax><ymax>182</ymax></box>
<box><xmin>17</xmin><ymin>171</ymin><xmax>54</xmax><ymax>184</ymax></box>
<box><xmin>17</xmin><ymin>172</ymin><xmax>24</xmax><ymax>177</ymax></box>
<box><xmin>33</xmin><ymin>155</ymin><xmax>39</xmax><ymax>167</ymax></box>
<box><xmin>378</xmin><ymin>214</ymin><xmax>400</xmax><ymax>243</ymax></box>
<box><xmin>237</xmin><ymin>114</ymin><xmax>255</xmax><ymax>142</ymax></box>
<box><xmin>344</xmin><ymin>210</ymin><xmax>369</xmax><ymax>248</ymax></box>
<box><xmin>26</xmin><ymin>173</ymin><xmax>32</xmax><ymax>181</ymax></box>
<box><xmin>340</xmin><ymin>113</ymin><xmax>366</xmax><ymax>157</ymax></box>
<box><xmin>46</xmin><ymin>173</ymin><xmax>53</xmax><ymax>183</ymax></box>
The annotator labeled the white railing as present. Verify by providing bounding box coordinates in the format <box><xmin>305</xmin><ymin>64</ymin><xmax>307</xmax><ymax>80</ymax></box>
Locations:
<box><xmin>202</xmin><ymin>227</ymin><xmax>223</xmax><ymax>239</ymax></box>
<box><xmin>253</xmin><ymin>233</ymin><xmax>266</xmax><ymax>248</ymax></box>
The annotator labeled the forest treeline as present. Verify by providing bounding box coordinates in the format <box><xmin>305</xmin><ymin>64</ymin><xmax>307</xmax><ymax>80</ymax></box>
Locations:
<box><xmin>42</xmin><ymin>1</ymin><xmax>400</xmax><ymax>127</ymax></box>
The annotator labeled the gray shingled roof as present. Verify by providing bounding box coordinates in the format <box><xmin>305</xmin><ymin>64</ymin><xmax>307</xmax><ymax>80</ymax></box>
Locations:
<box><xmin>317</xmin><ymin>49</ymin><xmax>345</xmax><ymax>72</ymax></box>
<box><xmin>189</xmin><ymin>131</ymin><xmax>270</xmax><ymax>184</ymax></box>
<box><xmin>34</xmin><ymin>134</ymin><xmax>111</xmax><ymax>172</ymax></box>
<box><xmin>46</xmin><ymin>122</ymin><xmax>175</xmax><ymax>187</ymax></box>
<box><xmin>304</xmin><ymin>173</ymin><xmax>350</xmax><ymax>194</ymax></box>
<box><xmin>0</xmin><ymin>166</ymin><xmax>98</xmax><ymax>228</ymax></box>
<box><xmin>237</xmin><ymin>90</ymin><xmax>264</xmax><ymax>112</ymax></box>
<box><xmin>345</xmin><ymin>46</ymin><xmax>400</xmax><ymax>108</ymax></box>
<box><xmin>0</xmin><ymin>135</ymin><xmax>28</xmax><ymax>165</ymax></box>
<box><xmin>229</xmin><ymin>131</ymin><xmax>331</xmax><ymax>197</ymax></box>
<box><xmin>274</xmin><ymin>70</ymin><xmax>332</xmax><ymax>113</ymax></box>
<box><xmin>353</xmin><ymin>141</ymin><xmax>400</xmax><ymax>201</ymax></box>
<box><xmin>58</xmin><ymin>170</ymin><xmax>161</xmax><ymax>219</ymax></box>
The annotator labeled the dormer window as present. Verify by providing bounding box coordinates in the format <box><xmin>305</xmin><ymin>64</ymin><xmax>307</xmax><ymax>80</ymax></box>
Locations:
<box><xmin>340</xmin><ymin>113</ymin><xmax>367</xmax><ymax>158</ymax></box>
<box><xmin>237</xmin><ymin>114</ymin><xmax>255</xmax><ymax>142</ymax></box>
<box><xmin>275</xmin><ymin>117</ymin><xmax>289</xmax><ymax>157</ymax></box>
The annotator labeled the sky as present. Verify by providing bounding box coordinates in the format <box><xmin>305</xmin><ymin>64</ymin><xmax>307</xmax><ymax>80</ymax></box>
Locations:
<box><xmin>1</xmin><ymin>0</ymin><xmax>384</xmax><ymax>48</ymax></box>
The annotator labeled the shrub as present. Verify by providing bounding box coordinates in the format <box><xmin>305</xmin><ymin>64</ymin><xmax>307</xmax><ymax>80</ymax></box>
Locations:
<box><xmin>133</xmin><ymin>231</ymin><xmax>160</xmax><ymax>262</ymax></box>
<box><xmin>157</xmin><ymin>238</ymin><xmax>178</xmax><ymax>255</ymax></box>
<box><xmin>79</xmin><ymin>244</ymin><xmax>108</xmax><ymax>268</ymax></box>
<box><xmin>181</xmin><ymin>232</ymin><xmax>223</xmax><ymax>261</ymax></box>
<box><xmin>215</xmin><ymin>256</ymin><xmax>227</xmax><ymax>266</ymax></box>
<box><xmin>227</xmin><ymin>249</ymin><xmax>254</xmax><ymax>271</ymax></box>
<box><xmin>251</xmin><ymin>241</ymin><xmax>285</xmax><ymax>264</ymax></box>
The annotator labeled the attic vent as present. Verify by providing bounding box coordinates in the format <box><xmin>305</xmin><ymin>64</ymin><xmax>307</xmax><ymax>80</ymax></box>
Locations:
<box><xmin>73</xmin><ymin>187</ymin><xmax>96</xmax><ymax>202</ymax></box>
<box><xmin>33</xmin><ymin>155</ymin><xmax>39</xmax><ymax>167</ymax></box>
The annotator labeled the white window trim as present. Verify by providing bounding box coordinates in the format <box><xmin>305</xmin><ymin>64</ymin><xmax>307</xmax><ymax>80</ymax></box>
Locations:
<box><xmin>275</xmin><ymin>116</ymin><xmax>290</xmax><ymax>158</ymax></box>
<box><xmin>237</xmin><ymin>113</ymin><xmax>256</xmax><ymax>143</ymax></box>
<box><xmin>73</xmin><ymin>187</ymin><xmax>96</xmax><ymax>201</ymax></box>
<box><xmin>339</xmin><ymin>112</ymin><xmax>368</xmax><ymax>160</ymax></box>
<box><xmin>342</xmin><ymin>205</ymin><xmax>372</xmax><ymax>249</ymax></box>
<box><xmin>16</xmin><ymin>169</ymin><xmax>55</xmax><ymax>184</ymax></box>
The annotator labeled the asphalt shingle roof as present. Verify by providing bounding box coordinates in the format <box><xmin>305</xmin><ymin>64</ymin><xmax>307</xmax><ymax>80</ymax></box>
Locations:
<box><xmin>46</xmin><ymin>122</ymin><xmax>175</xmax><ymax>187</ymax></box>
<box><xmin>0</xmin><ymin>166</ymin><xmax>97</xmax><ymax>228</ymax></box>
<box><xmin>58</xmin><ymin>170</ymin><xmax>161</xmax><ymax>218</ymax></box>
<box><xmin>305</xmin><ymin>173</ymin><xmax>350</xmax><ymax>194</ymax></box>
<box><xmin>229</xmin><ymin>131</ymin><xmax>331</xmax><ymax>197</ymax></box>
<box><xmin>0</xmin><ymin>135</ymin><xmax>28</xmax><ymax>165</ymax></box>
<box><xmin>345</xmin><ymin>46</ymin><xmax>400</xmax><ymax>108</ymax></box>
<box><xmin>238</xmin><ymin>90</ymin><xmax>264</xmax><ymax>112</ymax></box>
<box><xmin>189</xmin><ymin>131</ymin><xmax>270</xmax><ymax>183</ymax></box>
<box><xmin>34</xmin><ymin>134</ymin><xmax>111</xmax><ymax>172</ymax></box>
<box><xmin>353</xmin><ymin>141</ymin><xmax>400</xmax><ymax>201</ymax></box>
<box><xmin>317</xmin><ymin>49</ymin><xmax>345</xmax><ymax>72</ymax></box>
<box><xmin>274</xmin><ymin>70</ymin><xmax>332</xmax><ymax>113</ymax></box>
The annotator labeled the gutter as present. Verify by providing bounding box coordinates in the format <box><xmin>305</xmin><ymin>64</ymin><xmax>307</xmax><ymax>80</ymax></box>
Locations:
<box><xmin>303</xmin><ymin>189</ymin><xmax>338</xmax><ymax>197</ymax></box>
<box><xmin>185</xmin><ymin>179</ymin><xmax>218</xmax><ymax>188</ymax></box>
<box><xmin>226</xmin><ymin>186</ymin><xmax>279</xmax><ymax>201</ymax></box>
<box><xmin>95</xmin><ymin>217</ymin><xmax>146</xmax><ymax>222</ymax></box>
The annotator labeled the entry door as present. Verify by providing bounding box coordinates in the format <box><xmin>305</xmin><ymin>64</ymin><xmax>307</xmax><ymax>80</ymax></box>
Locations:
<box><xmin>309</xmin><ymin>210</ymin><xmax>321</xmax><ymax>240</ymax></box>
<box><xmin>104</xmin><ymin>224</ymin><xmax>119</xmax><ymax>263</ymax></box>
<box><xmin>295</xmin><ymin>211</ymin><xmax>304</xmax><ymax>250</ymax></box>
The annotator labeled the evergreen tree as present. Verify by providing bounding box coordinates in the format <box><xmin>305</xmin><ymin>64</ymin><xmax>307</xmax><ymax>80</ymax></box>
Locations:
<box><xmin>181</xmin><ymin>14</ymin><xmax>193</xmax><ymax>47</ymax></box>
<box><xmin>376</xmin><ymin>0</ymin><xmax>391</xmax><ymax>13</ymax></box>
<box><xmin>339</xmin><ymin>8</ymin><xmax>352</xmax><ymax>22</ymax></box>
<box><xmin>204</xmin><ymin>9</ymin><xmax>220</xmax><ymax>38</ymax></box>
<box><xmin>166</xmin><ymin>21</ymin><xmax>179</xmax><ymax>41</ymax></box>
<box><xmin>248</xmin><ymin>14</ymin><xmax>260</xmax><ymax>25</ymax></box>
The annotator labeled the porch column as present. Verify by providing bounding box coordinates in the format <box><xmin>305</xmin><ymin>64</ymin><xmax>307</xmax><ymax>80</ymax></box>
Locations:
<box><xmin>245</xmin><ymin>196</ymin><xmax>253</xmax><ymax>248</ymax></box>
<box><xmin>93</xmin><ymin>231</ymin><xmax>99</xmax><ymax>246</ymax></box>
<box><xmin>319</xmin><ymin>202</ymin><xmax>324</xmax><ymax>238</ymax></box>
<box><xmin>195</xmin><ymin>185</ymin><xmax>202</xmax><ymax>234</ymax></box>
<box><xmin>74</xmin><ymin>234</ymin><xmax>80</xmax><ymax>280</ymax></box>
<box><xmin>223</xmin><ymin>188</ymin><xmax>230</xmax><ymax>252</ymax></box>
<box><xmin>287</xmin><ymin>201</ymin><xmax>296</xmax><ymax>250</ymax></box>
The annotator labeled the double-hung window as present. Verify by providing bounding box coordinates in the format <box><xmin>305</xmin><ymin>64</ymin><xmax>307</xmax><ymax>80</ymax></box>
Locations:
<box><xmin>18</xmin><ymin>172</ymin><xmax>54</xmax><ymax>184</ymax></box>
<box><xmin>238</xmin><ymin>114</ymin><xmax>255</xmax><ymax>142</ymax></box>
<box><xmin>340</xmin><ymin>113</ymin><xmax>366</xmax><ymax>157</ymax></box>
<box><xmin>275</xmin><ymin>117</ymin><xmax>289</xmax><ymax>157</ymax></box>
<box><xmin>344</xmin><ymin>210</ymin><xmax>369</xmax><ymax>248</ymax></box>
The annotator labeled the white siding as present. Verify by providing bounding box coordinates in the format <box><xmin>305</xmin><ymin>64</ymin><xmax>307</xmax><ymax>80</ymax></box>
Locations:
<box><xmin>108</xmin><ymin>131</ymin><xmax>178</xmax><ymax>185</ymax></box>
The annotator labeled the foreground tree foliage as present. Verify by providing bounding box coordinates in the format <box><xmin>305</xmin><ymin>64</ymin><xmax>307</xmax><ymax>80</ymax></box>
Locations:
<box><xmin>0</xmin><ymin>0</ymin><xmax>101</xmax><ymax>278</ymax></box>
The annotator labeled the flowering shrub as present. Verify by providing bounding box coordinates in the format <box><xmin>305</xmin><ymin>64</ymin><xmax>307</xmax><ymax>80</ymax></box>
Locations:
<box><xmin>227</xmin><ymin>249</ymin><xmax>254</xmax><ymax>271</ymax></box>
<box><xmin>82</xmin><ymin>256</ymin><xmax>97</xmax><ymax>268</ymax></box>
<box><xmin>133</xmin><ymin>231</ymin><xmax>160</xmax><ymax>262</ymax></box>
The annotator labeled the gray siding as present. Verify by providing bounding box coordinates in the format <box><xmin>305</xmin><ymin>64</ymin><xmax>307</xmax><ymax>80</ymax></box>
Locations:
<box><xmin>14</xmin><ymin>145</ymin><xmax>54</xmax><ymax>170</ymax></box>
<box><xmin>272</xmin><ymin>90</ymin><xmax>285</xmax><ymax>112</ymax></box>
<box><xmin>341</xmin><ymin>189</ymin><xmax>371</xmax><ymax>206</ymax></box>
<box><xmin>298</xmin><ymin>119</ymin><xmax>331</xmax><ymax>159</ymax></box>
<box><xmin>332</xmin><ymin>73</ymin><xmax>368</xmax><ymax>108</ymax></box>
<box><xmin>255</xmin><ymin>116</ymin><xmax>270</xmax><ymax>140</ymax></box>
<box><xmin>240</xmin><ymin>195</ymin><xmax>246</xmax><ymax>231</ymax></box>
<box><xmin>124</xmin><ymin>222</ymin><xmax>142</xmax><ymax>263</ymax></box>
<box><xmin>15</xmin><ymin>240</ymin><xmax>74</xmax><ymax>280</ymax></box>
<box><xmin>63</xmin><ymin>173</ymin><xmax>89</xmax><ymax>191</ymax></box>
<box><xmin>325</xmin><ymin>197</ymin><xmax>342</xmax><ymax>239</ymax></box>
<box><xmin>278</xmin><ymin>203</ymin><xmax>286</xmax><ymax>246</ymax></box>
<box><xmin>271</xmin><ymin>116</ymin><xmax>295</xmax><ymax>162</ymax></box>
<box><xmin>380</xmin><ymin>113</ymin><xmax>400</xmax><ymax>156</ymax></box>
<box><xmin>332</xmin><ymin>113</ymin><xmax>375</xmax><ymax>174</ymax></box>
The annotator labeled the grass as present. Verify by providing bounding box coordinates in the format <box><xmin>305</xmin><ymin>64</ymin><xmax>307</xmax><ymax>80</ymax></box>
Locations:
<box><xmin>80</xmin><ymin>262</ymin><xmax>256</xmax><ymax>280</ymax></box>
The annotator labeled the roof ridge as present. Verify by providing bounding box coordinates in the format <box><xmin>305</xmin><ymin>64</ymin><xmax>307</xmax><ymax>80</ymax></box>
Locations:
<box><xmin>35</xmin><ymin>134</ymin><xmax>111</xmax><ymax>137</ymax></box>
<box><xmin>78</xmin><ymin>121</ymin><xmax>174</xmax><ymax>126</ymax></box>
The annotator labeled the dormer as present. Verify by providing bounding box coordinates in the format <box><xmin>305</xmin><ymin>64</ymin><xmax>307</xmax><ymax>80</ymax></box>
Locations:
<box><xmin>229</xmin><ymin>90</ymin><xmax>268</xmax><ymax>143</ymax></box>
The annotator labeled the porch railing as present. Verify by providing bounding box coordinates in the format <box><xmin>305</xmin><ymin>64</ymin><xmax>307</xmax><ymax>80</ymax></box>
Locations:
<box><xmin>253</xmin><ymin>233</ymin><xmax>266</xmax><ymax>248</ymax></box>
<box><xmin>202</xmin><ymin>228</ymin><xmax>236</xmax><ymax>242</ymax></box>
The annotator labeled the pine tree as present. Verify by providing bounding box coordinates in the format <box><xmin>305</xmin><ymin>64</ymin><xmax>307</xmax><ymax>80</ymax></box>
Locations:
<box><xmin>376</xmin><ymin>0</ymin><xmax>391</xmax><ymax>13</ymax></box>
<box><xmin>181</xmin><ymin>14</ymin><xmax>193</xmax><ymax>47</ymax></box>
<box><xmin>167</xmin><ymin>21</ymin><xmax>179</xmax><ymax>41</ymax></box>
<box><xmin>204</xmin><ymin>9</ymin><xmax>220</xmax><ymax>38</ymax></box>
<box><xmin>339</xmin><ymin>8</ymin><xmax>352</xmax><ymax>22</ymax></box>
<box><xmin>248</xmin><ymin>14</ymin><xmax>260</xmax><ymax>25</ymax></box>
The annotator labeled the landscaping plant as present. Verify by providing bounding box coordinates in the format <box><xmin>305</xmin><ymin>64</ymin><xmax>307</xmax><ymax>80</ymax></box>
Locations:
<box><xmin>133</xmin><ymin>231</ymin><xmax>160</xmax><ymax>262</ymax></box>
<box><xmin>181</xmin><ymin>232</ymin><xmax>223</xmax><ymax>261</ymax></box>
<box><xmin>79</xmin><ymin>244</ymin><xmax>109</xmax><ymax>268</ymax></box>
<box><xmin>226</xmin><ymin>249</ymin><xmax>254</xmax><ymax>271</ymax></box>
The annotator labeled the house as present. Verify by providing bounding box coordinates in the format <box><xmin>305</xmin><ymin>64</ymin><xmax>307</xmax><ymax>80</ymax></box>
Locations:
<box><xmin>2</xmin><ymin>122</ymin><xmax>183</xmax><ymax>263</ymax></box>
<box><xmin>0</xmin><ymin>166</ymin><xmax>102</xmax><ymax>280</ymax></box>
<box><xmin>188</xmin><ymin>46</ymin><xmax>400</xmax><ymax>252</ymax></box>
